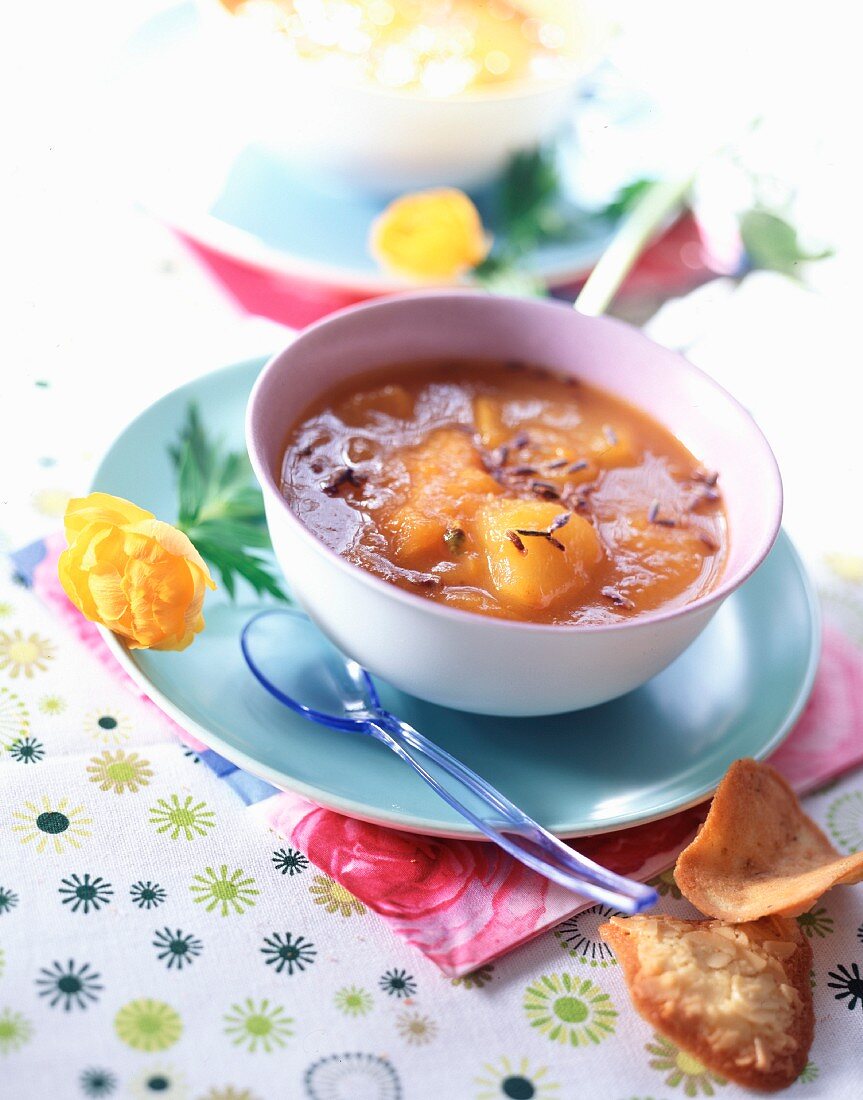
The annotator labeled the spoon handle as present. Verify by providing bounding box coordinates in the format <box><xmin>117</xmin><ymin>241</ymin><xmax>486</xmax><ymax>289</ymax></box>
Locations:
<box><xmin>367</xmin><ymin>713</ymin><xmax>657</xmax><ymax>914</ymax></box>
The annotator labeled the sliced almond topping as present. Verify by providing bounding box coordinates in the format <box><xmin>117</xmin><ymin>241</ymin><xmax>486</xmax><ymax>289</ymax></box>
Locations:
<box><xmin>600</xmin><ymin>913</ymin><xmax>813</xmax><ymax>1092</ymax></box>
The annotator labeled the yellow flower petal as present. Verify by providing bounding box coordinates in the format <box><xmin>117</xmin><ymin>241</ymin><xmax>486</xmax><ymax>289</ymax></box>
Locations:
<box><xmin>134</xmin><ymin>520</ymin><xmax>215</xmax><ymax>586</ymax></box>
<box><xmin>370</xmin><ymin>188</ymin><xmax>490</xmax><ymax>282</ymax></box>
<box><xmin>58</xmin><ymin>492</ymin><xmax>216</xmax><ymax>651</ymax></box>
<box><xmin>64</xmin><ymin>493</ymin><xmax>153</xmax><ymax>538</ymax></box>
<box><xmin>88</xmin><ymin>567</ymin><xmax>132</xmax><ymax>631</ymax></box>
<box><xmin>58</xmin><ymin>548</ymin><xmax>98</xmax><ymax>621</ymax></box>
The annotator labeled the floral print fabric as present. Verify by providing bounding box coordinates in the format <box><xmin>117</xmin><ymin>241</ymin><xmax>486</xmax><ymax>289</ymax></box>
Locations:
<box><xmin>2</xmin><ymin>548</ymin><xmax>863</xmax><ymax>1097</ymax></box>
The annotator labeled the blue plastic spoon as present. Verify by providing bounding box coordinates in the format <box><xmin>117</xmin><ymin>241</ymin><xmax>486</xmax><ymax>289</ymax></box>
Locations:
<box><xmin>241</xmin><ymin>608</ymin><xmax>657</xmax><ymax>913</ymax></box>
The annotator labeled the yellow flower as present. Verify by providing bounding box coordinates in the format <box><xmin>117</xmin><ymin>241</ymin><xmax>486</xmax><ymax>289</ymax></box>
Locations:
<box><xmin>370</xmin><ymin>188</ymin><xmax>490</xmax><ymax>281</ymax></box>
<box><xmin>58</xmin><ymin>493</ymin><xmax>216</xmax><ymax>651</ymax></box>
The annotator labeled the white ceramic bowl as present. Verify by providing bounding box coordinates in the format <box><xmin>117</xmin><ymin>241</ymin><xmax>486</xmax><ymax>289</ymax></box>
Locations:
<box><xmin>201</xmin><ymin>1</ymin><xmax>604</xmax><ymax>192</ymax></box>
<box><xmin>247</xmin><ymin>292</ymin><xmax>783</xmax><ymax>716</ymax></box>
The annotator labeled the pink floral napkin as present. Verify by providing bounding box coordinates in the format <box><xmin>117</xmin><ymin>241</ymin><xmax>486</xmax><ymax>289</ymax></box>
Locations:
<box><xmin>24</xmin><ymin>534</ymin><xmax>863</xmax><ymax>976</ymax></box>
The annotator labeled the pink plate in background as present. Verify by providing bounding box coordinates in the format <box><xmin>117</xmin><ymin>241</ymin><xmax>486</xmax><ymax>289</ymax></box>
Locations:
<box><xmin>117</xmin><ymin>3</ymin><xmax>720</xmax><ymax>326</ymax></box>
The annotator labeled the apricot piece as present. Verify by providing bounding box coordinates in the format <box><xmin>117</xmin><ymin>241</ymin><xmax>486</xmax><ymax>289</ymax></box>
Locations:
<box><xmin>402</xmin><ymin>428</ymin><xmax>500</xmax><ymax>499</ymax></box>
<box><xmin>385</xmin><ymin>429</ymin><xmax>501</xmax><ymax>565</ymax></box>
<box><xmin>588</xmin><ymin>424</ymin><xmax>636</xmax><ymax>469</ymax></box>
<box><xmin>517</xmin><ymin>444</ymin><xmax>596</xmax><ymax>489</ymax></box>
<box><xmin>387</xmin><ymin>505</ymin><xmax>450</xmax><ymax>561</ymax></box>
<box><xmin>476</xmin><ymin>500</ymin><xmax>602</xmax><ymax>612</ymax></box>
<box><xmin>473</xmin><ymin>396</ymin><xmax>507</xmax><ymax>448</ymax></box>
<box><xmin>508</xmin><ymin>423</ymin><xmax>630</xmax><ymax>484</ymax></box>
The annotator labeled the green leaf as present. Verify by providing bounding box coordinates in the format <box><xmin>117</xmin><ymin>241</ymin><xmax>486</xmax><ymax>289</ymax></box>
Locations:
<box><xmin>470</xmin><ymin>145</ymin><xmax>591</xmax><ymax>294</ymax></box>
<box><xmin>216</xmin><ymin>451</ymin><xmax>253</xmax><ymax>496</ymax></box>
<box><xmin>601</xmin><ymin>177</ymin><xmax>659</xmax><ymax>222</ymax></box>
<box><xmin>472</xmin><ymin>256</ymin><xmax>547</xmax><ymax>298</ymax></box>
<box><xmin>497</xmin><ymin>146</ymin><xmax>561</xmax><ymax>250</ymax></box>
<box><xmin>185</xmin><ymin>518</ymin><xmax>273</xmax><ymax>551</ymax></box>
<box><xmin>169</xmin><ymin>405</ymin><xmax>289</xmax><ymax>602</ymax></box>
<box><xmin>195</xmin><ymin>539</ymin><xmax>289</xmax><ymax>603</ymax></box>
<box><xmin>176</xmin><ymin>440</ymin><xmax>208</xmax><ymax>528</ymax></box>
<box><xmin>738</xmin><ymin>208</ymin><xmax>833</xmax><ymax>279</ymax></box>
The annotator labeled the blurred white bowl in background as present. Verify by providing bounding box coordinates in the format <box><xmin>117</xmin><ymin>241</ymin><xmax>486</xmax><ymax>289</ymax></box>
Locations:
<box><xmin>199</xmin><ymin>0</ymin><xmax>606</xmax><ymax>192</ymax></box>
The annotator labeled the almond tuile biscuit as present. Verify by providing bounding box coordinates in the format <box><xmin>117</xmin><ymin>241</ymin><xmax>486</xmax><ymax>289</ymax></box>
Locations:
<box><xmin>674</xmin><ymin>758</ymin><xmax>863</xmax><ymax>920</ymax></box>
<box><xmin>601</xmin><ymin>914</ymin><xmax>813</xmax><ymax>1092</ymax></box>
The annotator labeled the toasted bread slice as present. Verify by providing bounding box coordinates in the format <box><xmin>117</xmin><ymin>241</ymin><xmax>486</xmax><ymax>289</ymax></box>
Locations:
<box><xmin>675</xmin><ymin>759</ymin><xmax>863</xmax><ymax>921</ymax></box>
<box><xmin>601</xmin><ymin>913</ymin><xmax>813</xmax><ymax>1093</ymax></box>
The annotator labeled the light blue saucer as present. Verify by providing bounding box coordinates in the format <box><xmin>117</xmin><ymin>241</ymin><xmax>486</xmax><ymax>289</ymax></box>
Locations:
<box><xmin>93</xmin><ymin>359</ymin><xmax>821</xmax><ymax>838</ymax></box>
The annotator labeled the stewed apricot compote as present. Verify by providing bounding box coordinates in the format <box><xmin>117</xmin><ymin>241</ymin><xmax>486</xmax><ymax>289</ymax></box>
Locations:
<box><xmin>280</xmin><ymin>360</ymin><xmax>726</xmax><ymax>624</ymax></box>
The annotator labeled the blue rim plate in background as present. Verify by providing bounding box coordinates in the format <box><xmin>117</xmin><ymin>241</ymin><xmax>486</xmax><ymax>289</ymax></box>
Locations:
<box><xmin>92</xmin><ymin>358</ymin><xmax>821</xmax><ymax>838</ymax></box>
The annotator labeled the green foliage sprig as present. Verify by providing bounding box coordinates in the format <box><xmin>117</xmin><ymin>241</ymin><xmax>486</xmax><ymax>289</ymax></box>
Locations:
<box><xmin>471</xmin><ymin>141</ymin><xmax>833</xmax><ymax>301</ymax></box>
<box><xmin>169</xmin><ymin>405</ymin><xmax>288</xmax><ymax>602</ymax></box>
<box><xmin>474</xmin><ymin>147</ymin><xmax>579</xmax><ymax>294</ymax></box>
<box><xmin>472</xmin><ymin>148</ymin><xmax>661</xmax><ymax>297</ymax></box>
<box><xmin>738</xmin><ymin>208</ymin><xmax>833</xmax><ymax>279</ymax></box>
